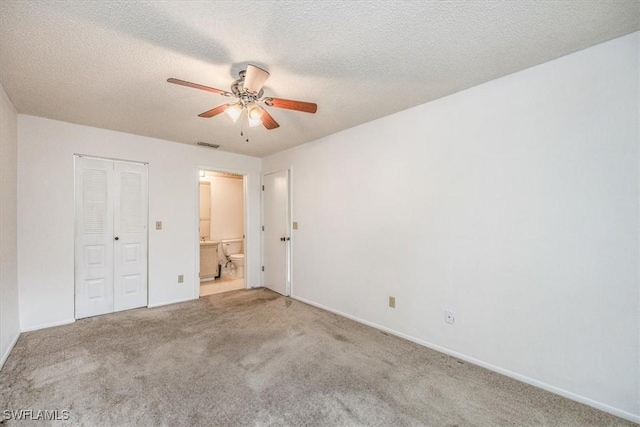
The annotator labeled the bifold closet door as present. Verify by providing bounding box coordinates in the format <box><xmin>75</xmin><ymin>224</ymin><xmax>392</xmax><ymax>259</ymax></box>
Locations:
<box><xmin>75</xmin><ymin>157</ymin><xmax>148</xmax><ymax>319</ymax></box>
<box><xmin>75</xmin><ymin>157</ymin><xmax>115</xmax><ymax>319</ymax></box>
<box><xmin>113</xmin><ymin>161</ymin><xmax>148</xmax><ymax>312</ymax></box>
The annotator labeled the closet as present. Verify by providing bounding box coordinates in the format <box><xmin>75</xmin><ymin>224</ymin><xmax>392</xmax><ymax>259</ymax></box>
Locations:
<box><xmin>74</xmin><ymin>156</ymin><xmax>148</xmax><ymax>319</ymax></box>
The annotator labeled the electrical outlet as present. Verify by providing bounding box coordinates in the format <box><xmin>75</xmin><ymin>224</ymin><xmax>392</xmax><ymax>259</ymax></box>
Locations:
<box><xmin>178</xmin><ymin>274</ymin><xmax>184</xmax><ymax>283</ymax></box>
<box><xmin>389</xmin><ymin>296</ymin><xmax>396</xmax><ymax>308</ymax></box>
<box><xmin>445</xmin><ymin>310</ymin><xmax>455</xmax><ymax>324</ymax></box>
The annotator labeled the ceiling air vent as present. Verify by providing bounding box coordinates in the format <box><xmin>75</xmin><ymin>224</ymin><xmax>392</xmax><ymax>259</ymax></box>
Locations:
<box><xmin>196</xmin><ymin>142</ymin><xmax>220</xmax><ymax>149</ymax></box>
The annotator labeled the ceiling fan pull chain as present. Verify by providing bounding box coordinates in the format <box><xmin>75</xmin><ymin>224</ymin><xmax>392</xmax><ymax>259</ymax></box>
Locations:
<box><xmin>238</xmin><ymin>109</ymin><xmax>249</xmax><ymax>142</ymax></box>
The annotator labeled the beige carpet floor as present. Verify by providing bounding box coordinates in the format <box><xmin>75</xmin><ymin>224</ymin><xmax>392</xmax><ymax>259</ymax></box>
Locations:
<box><xmin>0</xmin><ymin>289</ymin><xmax>634</xmax><ymax>426</ymax></box>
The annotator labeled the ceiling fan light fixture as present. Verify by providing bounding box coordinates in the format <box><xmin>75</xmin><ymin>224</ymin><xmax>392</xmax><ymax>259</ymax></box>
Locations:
<box><xmin>248</xmin><ymin>116</ymin><xmax>262</xmax><ymax>127</ymax></box>
<box><xmin>247</xmin><ymin>104</ymin><xmax>263</xmax><ymax>120</ymax></box>
<box><xmin>225</xmin><ymin>104</ymin><xmax>242</xmax><ymax>122</ymax></box>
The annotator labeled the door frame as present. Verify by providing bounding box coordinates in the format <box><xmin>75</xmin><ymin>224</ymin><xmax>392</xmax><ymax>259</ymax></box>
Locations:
<box><xmin>193</xmin><ymin>165</ymin><xmax>251</xmax><ymax>299</ymax></box>
<box><xmin>73</xmin><ymin>154</ymin><xmax>150</xmax><ymax>319</ymax></box>
<box><xmin>261</xmin><ymin>167</ymin><xmax>293</xmax><ymax>296</ymax></box>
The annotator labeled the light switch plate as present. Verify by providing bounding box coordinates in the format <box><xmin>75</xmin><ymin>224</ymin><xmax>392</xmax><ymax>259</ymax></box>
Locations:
<box><xmin>178</xmin><ymin>274</ymin><xmax>184</xmax><ymax>283</ymax></box>
<box><xmin>389</xmin><ymin>296</ymin><xmax>396</xmax><ymax>308</ymax></box>
<box><xmin>156</xmin><ymin>221</ymin><xmax>162</xmax><ymax>230</ymax></box>
<box><xmin>293</xmin><ymin>222</ymin><xmax>298</xmax><ymax>230</ymax></box>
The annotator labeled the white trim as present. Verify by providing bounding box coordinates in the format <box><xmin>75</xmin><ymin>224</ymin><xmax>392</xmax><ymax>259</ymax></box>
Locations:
<box><xmin>287</xmin><ymin>166</ymin><xmax>293</xmax><ymax>297</ymax></box>
<box><xmin>0</xmin><ymin>331</ymin><xmax>21</xmax><ymax>370</ymax></box>
<box><xmin>147</xmin><ymin>296</ymin><xmax>195</xmax><ymax>309</ymax></box>
<box><xmin>21</xmin><ymin>318</ymin><xmax>75</xmax><ymax>333</ymax></box>
<box><xmin>291</xmin><ymin>294</ymin><xmax>640</xmax><ymax>424</ymax></box>
<box><xmin>260</xmin><ymin>174</ymin><xmax>265</xmax><ymax>288</ymax></box>
<box><xmin>74</xmin><ymin>153</ymin><xmax>149</xmax><ymax>166</ymax></box>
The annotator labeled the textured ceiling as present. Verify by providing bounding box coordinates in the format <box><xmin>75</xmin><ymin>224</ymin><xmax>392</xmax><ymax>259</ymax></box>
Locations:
<box><xmin>0</xmin><ymin>1</ymin><xmax>638</xmax><ymax>157</ymax></box>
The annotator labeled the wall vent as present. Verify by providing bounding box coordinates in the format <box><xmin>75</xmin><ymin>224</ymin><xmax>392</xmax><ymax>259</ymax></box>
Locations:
<box><xmin>196</xmin><ymin>142</ymin><xmax>220</xmax><ymax>149</ymax></box>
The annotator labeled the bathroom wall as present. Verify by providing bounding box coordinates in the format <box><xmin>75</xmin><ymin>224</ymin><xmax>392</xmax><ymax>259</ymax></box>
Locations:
<box><xmin>17</xmin><ymin>115</ymin><xmax>262</xmax><ymax>331</ymax></box>
<box><xmin>201</xmin><ymin>173</ymin><xmax>245</xmax><ymax>242</ymax></box>
<box><xmin>199</xmin><ymin>181</ymin><xmax>211</xmax><ymax>240</ymax></box>
<box><xmin>0</xmin><ymin>84</ymin><xmax>20</xmax><ymax>369</ymax></box>
<box><xmin>263</xmin><ymin>33</ymin><xmax>639</xmax><ymax>421</ymax></box>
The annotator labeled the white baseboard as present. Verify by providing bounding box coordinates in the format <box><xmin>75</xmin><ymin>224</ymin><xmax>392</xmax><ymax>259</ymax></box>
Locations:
<box><xmin>0</xmin><ymin>331</ymin><xmax>21</xmax><ymax>371</ymax></box>
<box><xmin>291</xmin><ymin>294</ymin><xmax>640</xmax><ymax>424</ymax></box>
<box><xmin>147</xmin><ymin>296</ymin><xmax>195</xmax><ymax>308</ymax></box>
<box><xmin>21</xmin><ymin>318</ymin><xmax>75</xmax><ymax>333</ymax></box>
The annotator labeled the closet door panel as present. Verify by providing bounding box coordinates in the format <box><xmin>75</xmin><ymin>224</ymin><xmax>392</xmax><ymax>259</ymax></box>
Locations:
<box><xmin>75</xmin><ymin>157</ymin><xmax>115</xmax><ymax>319</ymax></box>
<box><xmin>113</xmin><ymin>161</ymin><xmax>148</xmax><ymax>312</ymax></box>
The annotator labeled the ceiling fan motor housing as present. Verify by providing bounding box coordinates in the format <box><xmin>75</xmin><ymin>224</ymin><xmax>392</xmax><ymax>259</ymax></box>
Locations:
<box><xmin>231</xmin><ymin>70</ymin><xmax>264</xmax><ymax>105</ymax></box>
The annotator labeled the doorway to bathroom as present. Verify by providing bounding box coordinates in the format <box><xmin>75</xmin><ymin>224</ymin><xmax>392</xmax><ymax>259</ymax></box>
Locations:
<box><xmin>198</xmin><ymin>169</ymin><xmax>247</xmax><ymax>297</ymax></box>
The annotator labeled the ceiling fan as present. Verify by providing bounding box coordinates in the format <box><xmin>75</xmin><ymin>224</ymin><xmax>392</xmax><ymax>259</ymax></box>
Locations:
<box><xmin>167</xmin><ymin>65</ymin><xmax>317</xmax><ymax>130</ymax></box>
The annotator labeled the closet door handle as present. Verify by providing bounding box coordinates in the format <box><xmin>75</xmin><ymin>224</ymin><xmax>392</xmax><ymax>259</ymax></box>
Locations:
<box><xmin>114</xmin><ymin>237</ymin><xmax>119</xmax><ymax>241</ymax></box>
<box><xmin>280</xmin><ymin>237</ymin><xmax>285</xmax><ymax>241</ymax></box>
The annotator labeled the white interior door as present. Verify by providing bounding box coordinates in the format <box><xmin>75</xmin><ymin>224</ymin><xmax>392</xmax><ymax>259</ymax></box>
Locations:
<box><xmin>75</xmin><ymin>156</ymin><xmax>148</xmax><ymax>319</ymax></box>
<box><xmin>113</xmin><ymin>161</ymin><xmax>148</xmax><ymax>312</ymax></box>
<box><xmin>263</xmin><ymin>169</ymin><xmax>289</xmax><ymax>296</ymax></box>
<box><xmin>75</xmin><ymin>157</ymin><xmax>115</xmax><ymax>319</ymax></box>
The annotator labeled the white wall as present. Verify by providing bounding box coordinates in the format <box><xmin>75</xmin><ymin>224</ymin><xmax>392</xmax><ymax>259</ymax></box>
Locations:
<box><xmin>17</xmin><ymin>116</ymin><xmax>262</xmax><ymax>330</ymax></box>
<box><xmin>264</xmin><ymin>33</ymin><xmax>640</xmax><ymax>421</ymax></box>
<box><xmin>0</xmin><ymin>84</ymin><xmax>20</xmax><ymax>369</ymax></box>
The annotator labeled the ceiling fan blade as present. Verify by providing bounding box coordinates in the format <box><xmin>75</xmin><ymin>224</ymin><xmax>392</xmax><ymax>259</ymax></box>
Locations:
<box><xmin>243</xmin><ymin>65</ymin><xmax>270</xmax><ymax>94</ymax></box>
<box><xmin>264</xmin><ymin>97</ymin><xmax>317</xmax><ymax>114</ymax></box>
<box><xmin>198</xmin><ymin>104</ymin><xmax>230</xmax><ymax>118</ymax></box>
<box><xmin>260</xmin><ymin>108</ymin><xmax>280</xmax><ymax>130</ymax></box>
<box><xmin>167</xmin><ymin>78</ymin><xmax>232</xmax><ymax>97</ymax></box>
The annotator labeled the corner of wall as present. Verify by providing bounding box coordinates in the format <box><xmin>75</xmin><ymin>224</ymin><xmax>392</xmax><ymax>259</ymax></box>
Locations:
<box><xmin>0</xmin><ymin>84</ymin><xmax>21</xmax><ymax>370</ymax></box>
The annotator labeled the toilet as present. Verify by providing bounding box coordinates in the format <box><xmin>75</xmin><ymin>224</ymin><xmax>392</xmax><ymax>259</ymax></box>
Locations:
<box><xmin>221</xmin><ymin>238</ymin><xmax>245</xmax><ymax>278</ymax></box>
